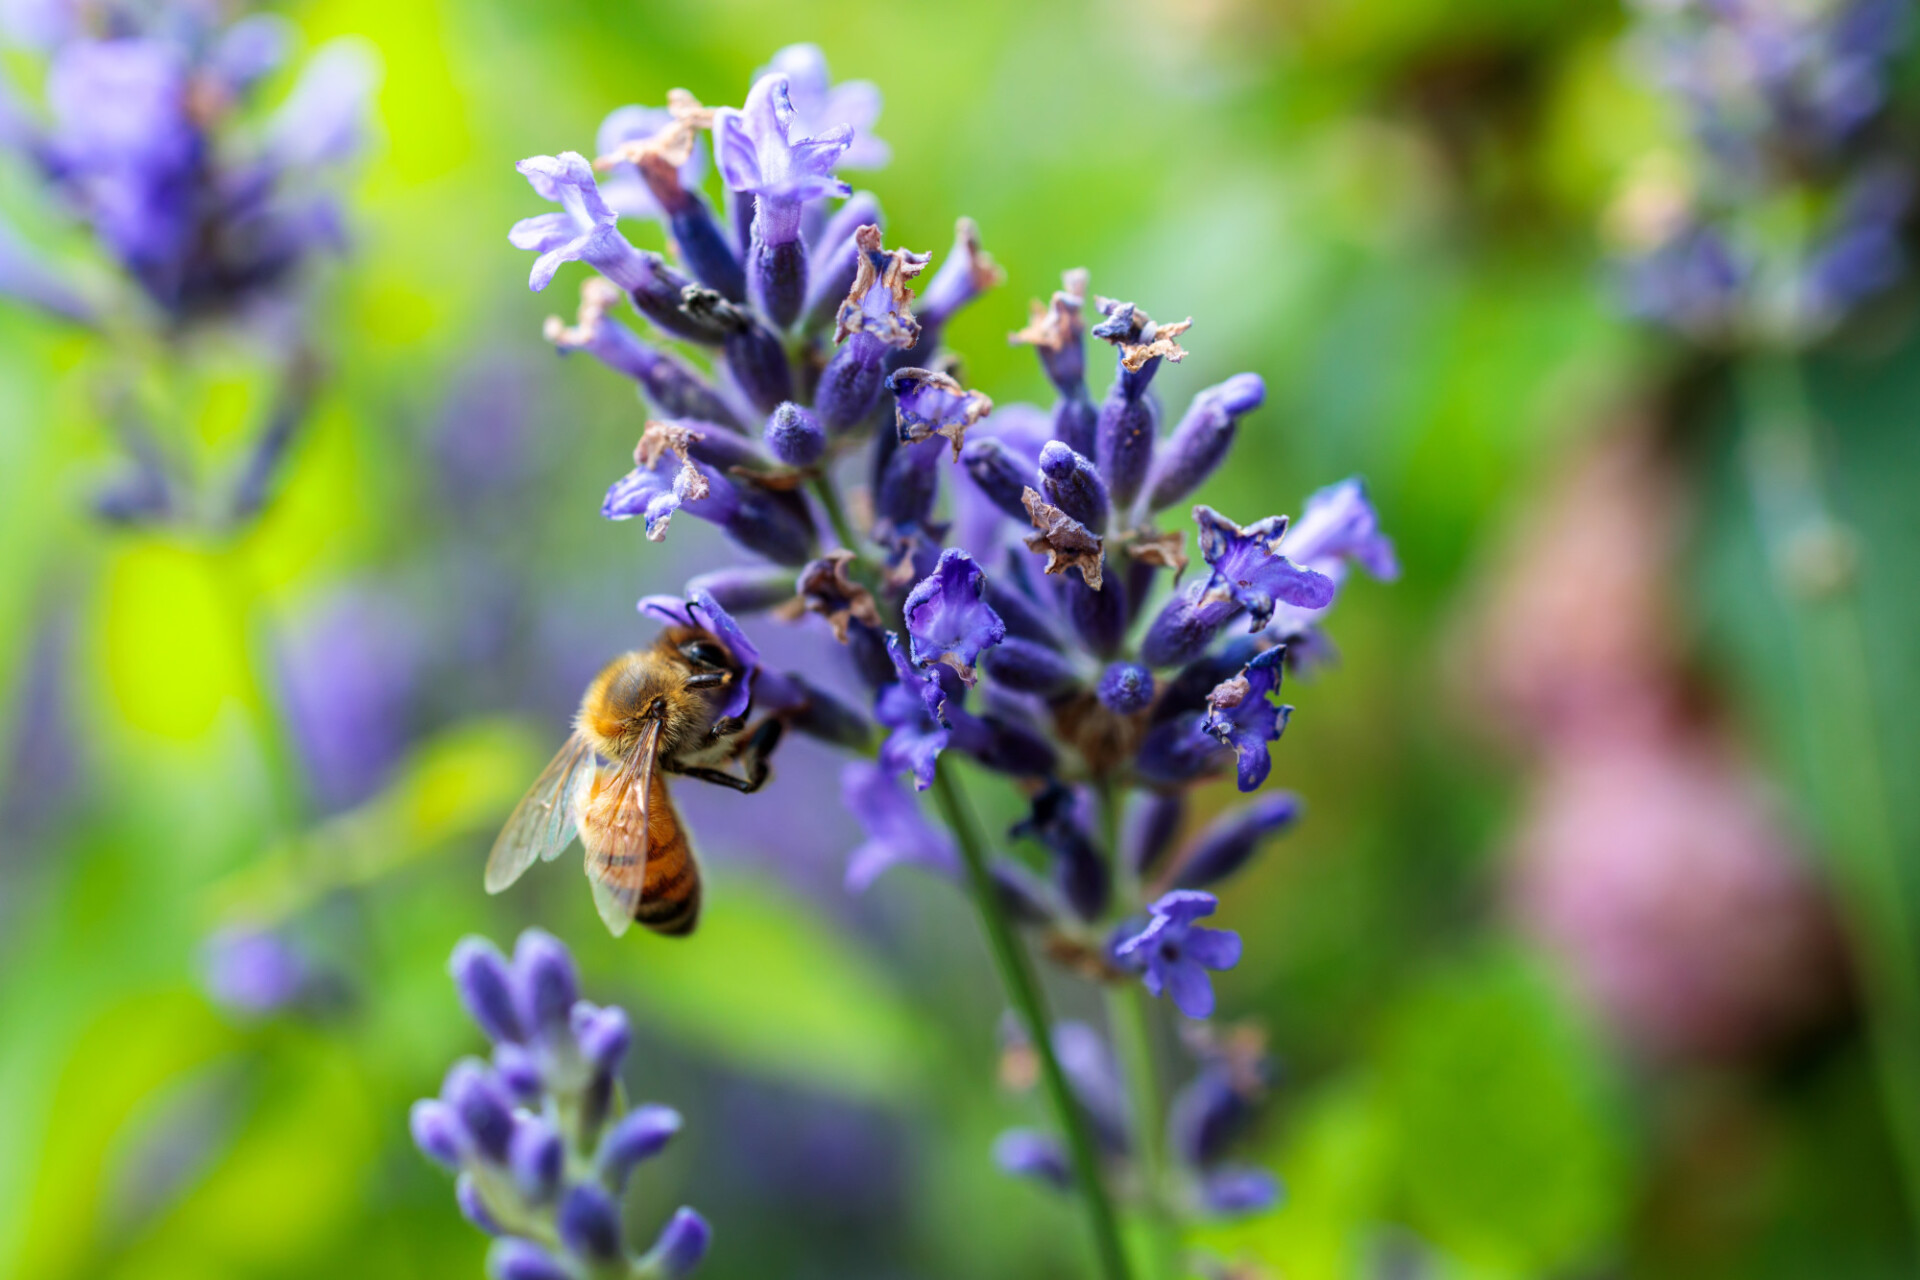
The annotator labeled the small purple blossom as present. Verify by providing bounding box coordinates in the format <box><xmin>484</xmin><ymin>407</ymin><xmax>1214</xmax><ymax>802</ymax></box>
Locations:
<box><xmin>755</xmin><ymin>43</ymin><xmax>890</xmax><ymax>170</ymax></box>
<box><xmin>1115</xmin><ymin>891</ymin><xmax>1243</xmax><ymax>1019</ymax></box>
<box><xmin>993</xmin><ymin>1128</ymin><xmax>1073</xmax><ymax>1190</ymax></box>
<box><xmin>715</xmin><ymin>73</ymin><xmax>852</xmax><ymax>208</ymax></box>
<box><xmin>1201</xmin><ymin>649</ymin><xmax>1291</xmax><ymax>793</ymax></box>
<box><xmin>511</xmin><ymin>152</ymin><xmax>653</xmax><ymax>293</ymax></box>
<box><xmin>904</xmin><ymin>549</ymin><xmax>1006</xmax><ymax>683</ymax></box>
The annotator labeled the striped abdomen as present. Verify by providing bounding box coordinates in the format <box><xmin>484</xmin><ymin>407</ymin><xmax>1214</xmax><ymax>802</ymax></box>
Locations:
<box><xmin>634</xmin><ymin>772</ymin><xmax>701</xmax><ymax>936</ymax></box>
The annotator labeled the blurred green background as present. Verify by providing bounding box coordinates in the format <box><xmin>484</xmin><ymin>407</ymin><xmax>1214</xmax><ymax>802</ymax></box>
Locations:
<box><xmin>3</xmin><ymin>0</ymin><xmax>1917</xmax><ymax>1277</ymax></box>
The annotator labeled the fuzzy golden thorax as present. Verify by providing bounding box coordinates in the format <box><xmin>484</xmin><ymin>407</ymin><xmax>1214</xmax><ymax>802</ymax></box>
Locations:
<box><xmin>574</xmin><ymin>626</ymin><xmax>741</xmax><ymax>762</ymax></box>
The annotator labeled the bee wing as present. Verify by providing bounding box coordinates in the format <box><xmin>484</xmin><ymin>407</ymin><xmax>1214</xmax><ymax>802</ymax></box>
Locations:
<box><xmin>484</xmin><ymin>733</ymin><xmax>595</xmax><ymax>894</ymax></box>
<box><xmin>583</xmin><ymin>718</ymin><xmax>661</xmax><ymax>938</ymax></box>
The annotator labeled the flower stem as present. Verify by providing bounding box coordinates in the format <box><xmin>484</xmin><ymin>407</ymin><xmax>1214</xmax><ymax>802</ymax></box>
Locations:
<box><xmin>1095</xmin><ymin>780</ymin><xmax>1181</xmax><ymax>1279</ymax></box>
<box><xmin>1105</xmin><ymin>982</ymin><xmax>1181</xmax><ymax>1280</ymax></box>
<box><xmin>1738</xmin><ymin>353</ymin><xmax>1920</xmax><ymax>1255</ymax></box>
<box><xmin>930</xmin><ymin>766</ymin><xmax>1133</xmax><ymax>1280</ymax></box>
<box><xmin>811</xmin><ymin>472</ymin><xmax>862</xmax><ymax>555</ymax></box>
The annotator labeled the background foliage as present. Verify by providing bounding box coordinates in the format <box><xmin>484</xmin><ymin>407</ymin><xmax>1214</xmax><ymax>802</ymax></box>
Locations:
<box><xmin>2</xmin><ymin>0</ymin><xmax>1915</xmax><ymax>1277</ymax></box>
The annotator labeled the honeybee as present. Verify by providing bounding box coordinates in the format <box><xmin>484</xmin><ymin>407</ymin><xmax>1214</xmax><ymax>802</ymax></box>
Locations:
<box><xmin>484</xmin><ymin>625</ymin><xmax>783</xmax><ymax>937</ymax></box>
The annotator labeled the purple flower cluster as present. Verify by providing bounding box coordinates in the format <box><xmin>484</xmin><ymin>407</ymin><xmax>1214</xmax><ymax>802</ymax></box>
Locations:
<box><xmin>994</xmin><ymin>1020</ymin><xmax>1282</xmax><ymax>1218</ymax></box>
<box><xmin>512</xmin><ymin>40</ymin><xmax>1393</xmax><ymax>1240</ymax></box>
<box><xmin>0</xmin><ymin>3</ymin><xmax>372</xmax><ymax>322</ymax></box>
<box><xmin>1615</xmin><ymin>0</ymin><xmax>1913</xmax><ymax>343</ymax></box>
<box><xmin>411</xmin><ymin>930</ymin><xmax>709</xmax><ymax>1280</ymax></box>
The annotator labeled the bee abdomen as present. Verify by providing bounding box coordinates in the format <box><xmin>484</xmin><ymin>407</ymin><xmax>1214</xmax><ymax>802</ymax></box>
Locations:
<box><xmin>635</xmin><ymin>868</ymin><xmax>701</xmax><ymax>935</ymax></box>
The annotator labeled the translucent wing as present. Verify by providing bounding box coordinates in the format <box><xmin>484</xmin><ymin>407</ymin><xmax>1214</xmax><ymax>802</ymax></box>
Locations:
<box><xmin>484</xmin><ymin>733</ymin><xmax>595</xmax><ymax>894</ymax></box>
<box><xmin>582</xmin><ymin>719</ymin><xmax>661</xmax><ymax>937</ymax></box>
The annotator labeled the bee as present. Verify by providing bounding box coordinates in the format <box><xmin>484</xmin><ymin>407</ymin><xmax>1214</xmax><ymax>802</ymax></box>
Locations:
<box><xmin>484</xmin><ymin>625</ymin><xmax>784</xmax><ymax>937</ymax></box>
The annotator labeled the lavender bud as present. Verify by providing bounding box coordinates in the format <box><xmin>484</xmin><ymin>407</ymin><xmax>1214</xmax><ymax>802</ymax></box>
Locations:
<box><xmin>512</xmin><ymin>929</ymin><xmax>578</xmax><ymax>1040</ymax></box>
<box><xmin>451</xmin><ymin>937</ymin><xmax>526</xmax><ymax>1045</ymax></box>
<box><xmin>961</xmin><ymin>437</ymin><xmax>1037</xmax><ymax>522</ymax></box>
<box><xmin>409</xmin><ymin>1099</ymin><xmax>466</xmax><ymax>1169</ymax></box>
<box><xmin>679</xmin><ymin>423</ymin><xmax>768</xmax><ymax>470</ymax></box>
<box><xmin>1171</xmin><ymin>793</ymin><xmax>1301</xmax><ymax>890</ymax></box>
<box><xmin>638</xmin><ymin>1207</ymin><xmax>711</xmax><ymax>1279</ymax></box>
<box><xmin>1096</xmin><ymin>662</ymin><xmax>1154</xmax><ymax>714</ymax></box>
<box><xmin>1198</xmin><ymin>1166</ymin><xmax>1282</xmax><ymax>1217</ymax></box>
<box><xmin>1145</xmin><ymin>374</ymin><xmax>1264</xmax><ymax>512</ymax></box>
<box><xmin>719</xmin><ymin>315</ymin><xmax>793</xmax><ymax>414</ymax></box>
<box><xmin>443</xmin><ymin>1061</ymin><xmax>514</xmax><ymax>1162</ymax></box>
<box><xmin>875</xmin><ymin>436</ymin><xmax>945</xmax><ymax>528</ymax></box>
<box><xmin>558</xmin><ymin>1183</ymin><xmax>625</xmax><ymax>1264</ymax></box>
<box><xmin>1065</xmin><ymin>573</ymin><xmax>1128</xmax><ymax>659</ymax></box>
<box><xmin>599</xmin><ymin>1104</ymin><xmax>683</xmax><ymax>1189</ymax></box>
<box><xmin>1168</xmin><ymin>1059</ymin><xmax>1267</xmax><ymax>1168</ymax></box>
<box><xmin>722</xmin><ymin>484</ymin><xmax>817</xmax><ymax>566</ymax></box>
<box><xmin>992</xmin><ymin>1129</ymin><xmax>1072</xmax><ymax>1190</ymax></box>
<box><xmin>1126</xmin><ymin>792</ymin><xmax>1186</xmax><ymax>878</ymax></box>
<box><xmin>985</xmin><ymin>573</ymin><xmax>1064</xmax><ymax>649</ymax></box>
<box><xmin>980</xmin><ymin>637</ymin><xmax>1081</xmax><ymax>697</ymax></box>
<box><xmin>1014</xmin><ymin>785</ymin><xmax>1111</xmax><ymax>922</ymax></box>
<box><xmin>1139</xmin><ymin>591</ymin><xmax>1218</xmax><ymax>670</ymax></box>
<box><xmin>457</xmin><ymin>1173</ymin><xmax>505</xmax><ymax>1235</ymax></box>
<box><xmin>1053</xmin><ymin>392</ymin><xmax>1097</xmax><ymax>460</ymax></box>
<box><xmin>848</xmin><ymin>620</ymin><xmax>898</xmax><ymax>689</ymax></box>
<box><xmin>1010</xmin><ymin>269</ymin><xmax>1089</xmax><ymax>396</ymax></box>
<box><xmin>508</xmin><ymin>1116</ymin><xmax>565</xmax><ymax>1201</ymax></box>
<box><xmin>684</xmin><ymin>565</ymin><xmax>798</xmax><ymax>614</ymax></box>
<box><xmin>803</xmin><ymin>191</ymin><xmax>882</xmax><ymax>331</ymax></box>
<box><xmin>763</xmin><ymin>401</ymin><xmax>824</xmax><ymax>467</ymax></box>
<box><xmin>492</xmin><ymin>1042</ymin><xmax>543</xmax><ymax>1102</ymax></box>
<box><xmin>487</xmin><ymin>1240</ymin><xmax>572</xmax><ymax>1280</ymax></box>
<box><xmin>671</xmin><ymin>193</ymin><xmax>746</xmax><ymax>301</ymax></box>
<box><xmin>749</xmin><ymin>217</ymin><xmax>808</xmax><ymax>329</ymax></box>
<box><xmin>814</xmin><ymin>333</ymin><xmax>890</xmax><ymax>432</ymax></box>
<box><xmin>962</xmin><ymin>712</ymin><xmax>1059</xmax><ymax>779</ymax></box>
<box><xmin>1038</xmin><ymin>441</ymin><xmax>1109</xmax><ymax>531</ymax></box>
<box><xmin>1093</xmin><ymin>387</ymin><xmax>1156</xmax><ymax>514</ymax></box>
<box><xmin>573</xmin><ymin>1002</ymin><xmax>632</xmax><ymax>1077</ymax></box>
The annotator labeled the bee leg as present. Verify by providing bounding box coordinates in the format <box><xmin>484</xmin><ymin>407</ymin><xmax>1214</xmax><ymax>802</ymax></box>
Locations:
<box><xmin>676</xmin><ymin>718</ymin><xmax>784</xmax><ymax>794</ymax></box>
<box><xmin>708</xmin><ymin>714</ymin><xmax>747</xmax><ymax>740</ymax></box>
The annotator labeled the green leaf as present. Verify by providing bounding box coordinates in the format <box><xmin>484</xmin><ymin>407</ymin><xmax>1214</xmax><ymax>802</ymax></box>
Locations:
<box><xmin>1374</xmin><ymin>949</ymin><xmax>1632</xmax><ymax>1274</ymax></box>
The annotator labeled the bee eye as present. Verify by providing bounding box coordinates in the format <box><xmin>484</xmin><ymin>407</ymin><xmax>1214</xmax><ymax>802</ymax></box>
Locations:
<box><xmin>680</xmin><ymin>640</ymin><xmax>729</xmax><ymax>668</ymax></box>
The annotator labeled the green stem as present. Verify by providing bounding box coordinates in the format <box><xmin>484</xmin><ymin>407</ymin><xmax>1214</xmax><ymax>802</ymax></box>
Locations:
<box><xmin>930</xmin><ymin>766</ymin><xmax>1133</xmax><ymax>1280</ymax></box>
<box><xmin>1738</xmin><ymin>354</ymin><xmax>1920</xmax><ymax>1253</ymax></box>
<box><xmin>811</xmin><ymin>473</ymin><xmax>862</xmax><ymax>556</ymax></box>
<box><xmin>1106</xmin><ymin>983</ymin><xmax>1181</xmax><ymax>1279</ymax></box>
<box><xmin>1096</xmin><ymin>780</ymin><xmax>1180</xmax><ymax>1279</ymax></box>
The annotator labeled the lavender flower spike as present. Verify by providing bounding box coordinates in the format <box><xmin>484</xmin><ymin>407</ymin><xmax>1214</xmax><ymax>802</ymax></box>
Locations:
<box><xmin>413</xmin><ymin>930</ymin><xmax>709</xmax><ymax>1277</ymax></box>
<box><xmin>1115</xmin><ymin>891</ymin><xmax>1243</xmax><ymax>1019</ymax></box>
<box><xmin>905</xmin><ymin>549</ymin><xmax>1007</xmax><ymax>683</ymax></box>
<box><xmin>511</xmin><ymin>153</ymin><xmax>654</xmax><ymax>293</ymax></box>
<box><xmin>716</xmin><ymin>73</ymin><xmax>852</xmax><ymax>327</ymax></box>
<box><xmin>1201</xmin><ymin>649</ymin><xmax>1292</xmax><ymax>793</ymax></box>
